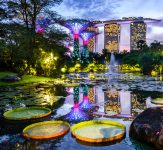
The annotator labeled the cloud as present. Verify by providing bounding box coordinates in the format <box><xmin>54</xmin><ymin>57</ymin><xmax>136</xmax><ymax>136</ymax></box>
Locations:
<box><xmin>54</xmin><ymin>0</ymin><xmax>123</xmax><ymax>20</ymax></box>
<box><xmin>53</xmin><ymin>0</ymin><xmax>163</xmax><ymax>43</ymax></box>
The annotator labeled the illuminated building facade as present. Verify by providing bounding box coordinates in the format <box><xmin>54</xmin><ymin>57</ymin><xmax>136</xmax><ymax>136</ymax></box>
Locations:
<box><xmin>65</xmin><ymin>17</ymin><xmax>160</xmax><ymax>56</ymax></box>
<box><xmin>104</xmin><ymin>23</ymin><xmax>120</xmax><ymax>52</ymax></box>
<box><xmin>93</xmin><ymin>17</ymin><xmax>160</xmax><ymax>53</ymax></box>
<box><xmin>87</xmin><ymin>26</ymin><xmax>98</xmax><ymax>52</ymax></box>
<box><xmin>130</xmin><ymin>21</ymin><xmax>147</xmax><ymax>50</ymax></box>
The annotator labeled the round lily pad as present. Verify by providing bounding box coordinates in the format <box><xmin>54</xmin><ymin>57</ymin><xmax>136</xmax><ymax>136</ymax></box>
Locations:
<box><xmin>3</xmin><ymin>107</ymin><xmax>52</xmax><ymax>120</ymax></box>
<box><xmin>71</xmin><ymin>120</ymin><xmax>126</xmax><ymax>143</ymax></box>
<box><xmin>151</xmin><ymin>98</ymin><xmax>163</xmax><ymax>105</ymax></box>
<box><xmin>23</xmin><ymin>121</ymin><xmax>70</xmax><ymax>139</ymax></box>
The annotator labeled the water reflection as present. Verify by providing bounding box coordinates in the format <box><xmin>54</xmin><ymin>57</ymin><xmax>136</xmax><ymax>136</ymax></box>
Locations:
<box><xmin>62</xmin><ymin>86</ymin><xmax>91</xmax><ymax>123</ymax></box>
<box><xmin>79</xmin><ymin>84</ymin><xmax>94</xmax><ymax>111</ymax></box>
<box><xmin>0</xmin><ymin>81</ymin><xmax>161</xmax><ymax>150</ymax></box>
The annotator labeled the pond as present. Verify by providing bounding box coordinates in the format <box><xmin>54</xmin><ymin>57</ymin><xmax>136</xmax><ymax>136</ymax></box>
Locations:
<box><xmin>0</xmin><ymin>73</ymin><xmax>162</xmax><ymax>150</ymax></box>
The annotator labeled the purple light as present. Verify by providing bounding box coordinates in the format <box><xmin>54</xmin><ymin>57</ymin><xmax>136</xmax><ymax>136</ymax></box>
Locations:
<box><xmin>80</xmin><ymin>31</ymin><xmax>96</xmax><ymax>44</ymax></box>
<box><xmin>79</xmin><ymin>96</ymin><xmax>94</xmax><ymax>111</ymax></box>
<box><xmin>36</xmin><ymin>25</ymin><xmax>45</xmax><ymax>33</ymax></box>
<box><xmin>36</xmin><ymin>16</ymin><xmax>51</xmax><ymax>33</ymax></box>
<box><xmin>65</xmin><ymin>19</ymin><xmax>92</xmax><ymax>38</ymax></box>
<box><xmin>63</xmin><ymin>102</ymin><xmax>90</xmax><ymax>122</ymax></box>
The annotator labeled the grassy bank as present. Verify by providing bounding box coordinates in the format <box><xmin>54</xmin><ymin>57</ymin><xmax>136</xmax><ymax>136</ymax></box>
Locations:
<box><xmin>0</xmin><ymin>72</ymin><xmax>58</xmax><ymax>86</ymax></box>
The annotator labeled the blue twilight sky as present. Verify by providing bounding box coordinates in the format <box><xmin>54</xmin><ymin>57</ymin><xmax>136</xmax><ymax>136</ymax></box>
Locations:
<box><xmin>53</xmin><ymin>0</ymin><xmax>163</xmax><ymax>44</ymax></box>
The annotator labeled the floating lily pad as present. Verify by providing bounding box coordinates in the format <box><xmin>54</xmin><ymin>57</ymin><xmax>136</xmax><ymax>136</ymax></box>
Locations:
<box><xmin>23</xmin><ymin>121</ymin><xmax>70</xmax><ymax>139</ymax></box>
<box><xmin>3</xmin><ymin>107</ymin><xmax>52</xmax><ymax>120</ymax></box>
<box><xmin>151</xmin><ymin>98</ymin><xmax>163</xmax><ymax>105</ymax></box>
<box><xmin>71</xmin><ymin>120</ymin><xmax>126</xmax><ymax>143</ymax></box>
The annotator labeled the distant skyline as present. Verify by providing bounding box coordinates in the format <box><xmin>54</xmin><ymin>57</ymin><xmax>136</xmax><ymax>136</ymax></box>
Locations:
<box><xmin>53</xmin><ymin>0</ymin><xmax>163</xmax><ymax>44</ymax></box>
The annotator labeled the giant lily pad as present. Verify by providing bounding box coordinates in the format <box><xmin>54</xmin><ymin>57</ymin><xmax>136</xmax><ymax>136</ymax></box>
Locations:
<box><xmin>23</xmin><ymin>121</ymin><xmax>70</xmax><ymax>139</ymax></box>
<box><xmin>3</xmin><ymin>107</ymin><xmax>52</xmax><ymax>120</ymax></box>
<box><xmin>71</xmin><ymin>120</ymin><xmax>126</xmax><ymax>143</ymax></box>
<box><xmin>151</xmin><ymin>98</ymin><xmax>163</xmax><ymax>105</ymax></box>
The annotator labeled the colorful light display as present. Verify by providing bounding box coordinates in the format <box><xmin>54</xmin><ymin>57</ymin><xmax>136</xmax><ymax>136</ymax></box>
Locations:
<box><xmin>36</xmin><ymin>16</ymin><xmax>51</xmax><ymax>33</ymax></box>
<box><xmin>79</xmin><ymin>95</ymin><xmax>94</xmax><ymax>111</ymax></box>
<box><xmin>73</xmin><ymin>86</ymin><xmax>79</xmax><ymax>104</ymax></box>
<box><xmin>79</xmin><ymin>85</ymin><xmax>93</xmax><ymax>111</ymax></box>
<box><xmin>63</xmin><ymin>86</ymin><xmax>91</xmax><ymax>122</ymax></box>
<box><xmin>80</xmin><ymin>31</ymin><xmax>96</xmax><ymax>65</ymax></box>
<box><xmin>64</xmin><ymin>19</ymin><xmax>91</xmax><ymax>62</ymax></box>
<box><xmin>80</xmin><ymin>31</ymin><xmax>96</xmax><ymax>45</ymax></box>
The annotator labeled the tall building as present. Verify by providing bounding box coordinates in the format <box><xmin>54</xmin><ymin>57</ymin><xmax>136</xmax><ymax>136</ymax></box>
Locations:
<box><xmin>93</xmin><ymin>17</ymin><xmax>160</xmax><ymax>53</ymax></box>
<box><xmin>104</xmin><ymin>23</ymin><xmax>120</xmax><ymax>52</ymax></box>
<box><xmin>130</xmin><ymin>21</ymin><xmax>147</xmax><ymax>50</ymax></box>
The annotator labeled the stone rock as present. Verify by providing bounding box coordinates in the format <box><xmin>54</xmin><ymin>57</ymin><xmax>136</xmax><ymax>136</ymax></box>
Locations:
<box><xmin>1</xmin><ymin>75</ymin><xmax>21</xmax><ymax>82</ymax></box>
<box><xmin>130</xmin><ymin>107</ymin><xmax>163</xmax><ymax>150</ymax></box>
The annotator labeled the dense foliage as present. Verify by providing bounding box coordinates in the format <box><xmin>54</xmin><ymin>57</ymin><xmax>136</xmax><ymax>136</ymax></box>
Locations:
<box><xmin>115</xmin><ymin>42</ymin><xmax>163</xmax><ymax>75</ymax></box>
<box><xmin>0</xmin><ymin>0</ymin><xmax>69</xmax><ymax>76</ymax></box>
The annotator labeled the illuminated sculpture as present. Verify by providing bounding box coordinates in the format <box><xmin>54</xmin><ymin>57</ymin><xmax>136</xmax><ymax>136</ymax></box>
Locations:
<box><xmin>63</xmin><ymin>86</ymin><xmax>91</xmax><ymax>122</ymax></box>
<box><xmin>78</xmin><ymin>85</ymin><xmax>93</xmax><ymax>111</ymax></box>
<box><xmin>64</xmin><ymin>19</ymin><xmax>91</xmax><ymax>62</ymax></box>
<box><xmin>80</xmin><ymin>31</ymin><xmax>96</xmax><ymax>64</ymax></box>
<box><xmin>36</xmin><ymin>16</ymin><xmax>51</xmax><ymax>33</ymax></box>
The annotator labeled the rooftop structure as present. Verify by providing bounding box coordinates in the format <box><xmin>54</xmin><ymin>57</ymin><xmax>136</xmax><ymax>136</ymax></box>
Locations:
<box><xmin>92</xmin><ymin>17</ymin><xmax>161</xmax><ymax>53</ymax></box>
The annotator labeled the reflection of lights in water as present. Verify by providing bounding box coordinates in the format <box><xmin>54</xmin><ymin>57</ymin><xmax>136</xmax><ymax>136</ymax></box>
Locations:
<box><xmin>79</xmin><ymin>96</ymin><xmax>94</xmax><ymax>111</ymax></box>
<box><xmin>63</xmin><ymin>86</ymin><xmax>91</xmax><ymax>122</ymax></box>
<box><xmin>79</xmin><ymin>96</ymin><xmax>93</xmax><ymax>111</ymax></box>
<box><xmin>105</xmin><ymin>88</ymin><xmax>120</xmax><ymax>115</ymax></box>
<box><xmin>88</xmin><ymin>87</ymin><xmax>94</xmax><ymax>103</ymax></box>
<box><xmin>66</xmin><ymin>87</ymin><xmax>73</xmax><ymax>94</ymax></box>
<box><xmin>64</xmin><ymin>103</ymin><xmax>90</xmax><ymax>122</ymax></box>
<box><xmin>44</xmin><ymin>95</ymin><xmax>53</xmax><ymax>106</ymax></box>
<box><xmin>106</xmin><ymin>89</ymin><xmax>118</xmax><ymax>98</ymax></box>
<box><xmin>119</xmin><ymin>91</ymin><xmax>131</xmax><ymax>115</ymax></box>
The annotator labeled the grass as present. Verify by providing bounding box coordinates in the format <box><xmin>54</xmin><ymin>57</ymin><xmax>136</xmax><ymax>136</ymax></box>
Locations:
<box><xmin>0</xmin><ymin>72</ymin><xmax>16</xmax><ymax>79</ymax></box>
<box><xmin>0</xmin><ymin>72</ymin><xmax>59</xmax><ymax>86</ymax></box>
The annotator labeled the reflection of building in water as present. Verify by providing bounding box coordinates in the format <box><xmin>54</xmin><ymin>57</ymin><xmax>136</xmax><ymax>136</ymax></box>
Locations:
<box><xmin>131</xmin><ymin>93</ymin><xmax>147</xmax><ymax>116</ymax></box>
<box><xmin>105</xmin><ymin>89</ymin><xmax>120</xmax><ymax>114</ymax></box>
<box><xmin>88</xmin><ymin>86</ymin><xmax>95</xmax><ymax>103</ymax></box>
<box><xmin>119</xmin><ymin>91</ymin><xmax>131</xmax><ymax>115</ymax></box>
<box><xmin>104</xmin><ymin>89</ymin><xmax>147</xmax><ymax>117</ymax></box>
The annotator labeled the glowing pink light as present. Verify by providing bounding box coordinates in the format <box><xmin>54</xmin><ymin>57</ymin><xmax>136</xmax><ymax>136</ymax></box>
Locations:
<box><xmin>80</xmin><ymin>31</ymin><xmax>96</xmax><ymax>45</ymax></box>
<box><xmin>64</xmin><ymin>19</ymin><xmax>92</xmax><ymax>36</ymax></box>
<box><xmin>63</xmin><ymin>102</ymin><xmax>90</xmax><ymax>122</ymax></box>
<box><xmin>83</xmin><ymin>41</ymin><xmax>89</xmax><ymax>45</ymax></box>
<box><xmin>36</xmin><ymin>26</ymin><xmax>45</xmax><ymax>33</ymax></box>
<box><xmin>83</xmin><ymin>96</ymin><xmax>89</xmax><ymax>100</ymax></box>
<box><xmin>66</xmin><ymin>87</ymin><xmax>73</xmax><ymax>93</ymax></box>
<box><xmin>74</xmin><ymin>103</ymin><xmax>79</xmax><ymax>108</ymax></box>
<box><xmin>73</xmin><ymin>34</ymin><xmax>79</xmax><ymax>39</ymax></box>
<box><xmin>79</xmin><ymin>95</ymin><xmax>94</xmax><ymax>111</ymax></box>
<box><xmin>36</xmin><ymin>16</ymin><xmax>51</xmax><ymax>33</ymax></box>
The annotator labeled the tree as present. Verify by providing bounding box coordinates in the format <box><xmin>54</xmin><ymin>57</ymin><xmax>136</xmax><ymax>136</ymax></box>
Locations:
<box><xmin>0</xmin><ymin>0</ymin><xmax>68</xmax><ymax>75</ymax></box>
<box><xmin>150</xmin><ymin>40</ymin><xmax>161</xmax><ymax>51</ymax></box>
<box><xmin>137</xmin><ymin>40</ymin><xmax>148</xmax><ymax>50</ymax></box>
